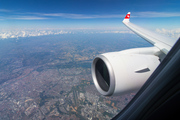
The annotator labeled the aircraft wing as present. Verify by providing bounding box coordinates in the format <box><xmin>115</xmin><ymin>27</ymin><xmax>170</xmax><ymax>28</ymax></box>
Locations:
<box><xmin>122</xmin><ymin>12</ymin><xmax>176</xmax><ymax>54</ymax></box>
<box><xmin>91</xmin><ymin>12</ymin><xmax>178</xmax><ymax>97</ymax></box>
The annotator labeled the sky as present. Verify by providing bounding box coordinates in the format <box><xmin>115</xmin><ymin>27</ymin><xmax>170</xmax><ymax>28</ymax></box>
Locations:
<box><xmin>0</xmin><ymin>0</ymin><xmax>180</xmax><ymax>39</ymax></box>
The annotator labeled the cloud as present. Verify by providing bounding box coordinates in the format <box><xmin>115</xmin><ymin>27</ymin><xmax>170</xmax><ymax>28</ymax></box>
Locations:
<box><xmin>135</xmin><ymin>11</ymin><xmax>180</xmax><ymax>18</ymax></box>
<box><xmin>1</xmin><ymin>27</ymin><xmax>179</xmax><ymax>40</ymax></box>
<box><xmin>0</xmin><ymin>28</ymin><xmax>70</xmax><ymax>39</ymax></box>
<box><xmin>156</xmin><ymin>28</ymin><xmax>180</xmax><ymax>39</ymax></box>
<box><xmin>97</xmin><ymin>30</ymin><xmax>134</xmax><ymax>34</ymax></box>
<box><xmin>0</xmin><ymin>28</ymin><xmax>135</xmax><ymax>39</ymax></box>
<box><xmin>10</xmin><ymin>16</ymin><xmax>49</xmax><ymax>20</ymax></box>
<box><xmin>0</xmin><ymin>10</ymin><xmax>49</xmax><ymax>20</ymax></box>
<box><xmin>0</xmin><ymin>9</ymin><xmax>12</xmax><ymax>12</ymax></box>
<box><xmin>42</xmin><ymin>13</ymin><xmax>124</xmax><ymax>19</ymax></box>
<box><xmin>1</xmin><ymin>9</ymin><xmax>180</xmax><ymax>20</ymax></box>
<box><xmin>34</xmin><ymin>11</ymin><xmax>180</xmax><ymax>19</ymax></box>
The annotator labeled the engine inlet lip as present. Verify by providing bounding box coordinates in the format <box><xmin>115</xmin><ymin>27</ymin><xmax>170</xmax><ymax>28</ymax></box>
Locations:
<box><xmin>91</xmin><ymin>54</ymin><xmax>115</xmax><ymax>96</ymax></box>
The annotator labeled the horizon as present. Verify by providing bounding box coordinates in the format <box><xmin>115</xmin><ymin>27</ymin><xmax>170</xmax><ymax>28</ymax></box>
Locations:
<box><xmin>0</xmin><ymin>0</ymin><xmax>180</xmax><ymax>39</ymax></box>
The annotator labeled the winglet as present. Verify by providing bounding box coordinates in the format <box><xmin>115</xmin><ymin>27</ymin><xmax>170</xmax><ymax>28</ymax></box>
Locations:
<box><xmin>123</xmin><ymin>12</ymin><xmax>131</xmax><ymax>23</ymax></box>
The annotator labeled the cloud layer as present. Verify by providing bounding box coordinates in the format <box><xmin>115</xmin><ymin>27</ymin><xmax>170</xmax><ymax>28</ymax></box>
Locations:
<box><xmin>10</xmin><ymin>16</ymin><xmax>49</xmax><ymax>20</ymax></box>
<box><xmin>97</xmin><ymin>31</ymin><xmax>134</xmax><ymax>34</ymax></box>
<box><xmin>0</xmin><ymin>27</ymin><xmax>179</xmax><ymax>40</ymax></box>
<box><xmin>135</xmin><ymin>11</ymin><xmax>180</xmax><ymax>18</ymax></box>
<box><xmin>0</xmin><ymin>28</ymin><xmax>70</xmax><ymax>39</ymax></box>
<box><xmin>0</xmin><ymin>28</ymin><xmax>134</xmax><ymax>39</ymax></box>
<box><xmin>1</xmin><ymin>9</ymin><xmax>180</xmax><ymax>20</ymax></box>
<box><xmin>156</xmin><ymin>28</ymin><xmax>180</xmax><ymax>39</ymax></box>
<box><xmin>41</xmin><ymin>13</ymin><xmax>124</xmax><ymax>19</ymax></box>
<box><xmin>38</xmin><ymin>12</ymin><xmax>180</xmax><ymax>19</ymax></box>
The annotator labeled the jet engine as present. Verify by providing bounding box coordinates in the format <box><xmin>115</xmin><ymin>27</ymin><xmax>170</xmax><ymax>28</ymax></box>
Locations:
<box><xmin>91</xmin><ymin>47</ymin><xmax>162</xmax><ymax>96</ymax></box>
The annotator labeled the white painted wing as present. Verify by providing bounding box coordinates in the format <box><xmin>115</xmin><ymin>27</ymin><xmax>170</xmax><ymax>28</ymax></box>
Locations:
<box><xmin>122</xmin><ymin>12</ymin><xmax>176</xmax><ymax>54</ymax></box>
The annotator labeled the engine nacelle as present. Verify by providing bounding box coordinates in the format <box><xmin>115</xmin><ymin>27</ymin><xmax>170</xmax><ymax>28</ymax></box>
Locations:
<box><xmin>91</xmin><ymin>47</ymin><xmax>161</xmax><ymax>96</ymax></box>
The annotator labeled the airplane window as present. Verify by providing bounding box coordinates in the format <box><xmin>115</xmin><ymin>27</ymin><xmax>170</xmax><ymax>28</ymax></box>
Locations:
<box><xmin>0</xmin><ymin>1</ymin><xmax>178</xmax><ymax>120</ymax></box>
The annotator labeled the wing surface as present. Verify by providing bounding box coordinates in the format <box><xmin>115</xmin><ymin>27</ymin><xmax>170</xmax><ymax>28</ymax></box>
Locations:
<box><xmin>122</xmin><ymin>12</ymin><xmax>176</xmax><ymax>54</ymax></box>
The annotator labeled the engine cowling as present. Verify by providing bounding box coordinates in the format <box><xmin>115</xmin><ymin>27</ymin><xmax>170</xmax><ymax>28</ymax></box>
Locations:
<box><xmin>91</xmin><ymin>47</ymin><xmax>161</xmax><ymax>96</ymax></box>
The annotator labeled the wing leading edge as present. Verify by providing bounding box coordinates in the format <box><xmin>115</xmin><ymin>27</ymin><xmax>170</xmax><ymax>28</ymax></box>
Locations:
<box><xmin>122</xmin><ymin>12</ymin><xmax>176</xmax><ymax>54</ymax></box>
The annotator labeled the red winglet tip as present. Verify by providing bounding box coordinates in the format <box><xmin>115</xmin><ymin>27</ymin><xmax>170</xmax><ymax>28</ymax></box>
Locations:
<box><xmin>125</xmin><ymin>12</ymin><xmax>131</xmax><ymax>19</ymax></box>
